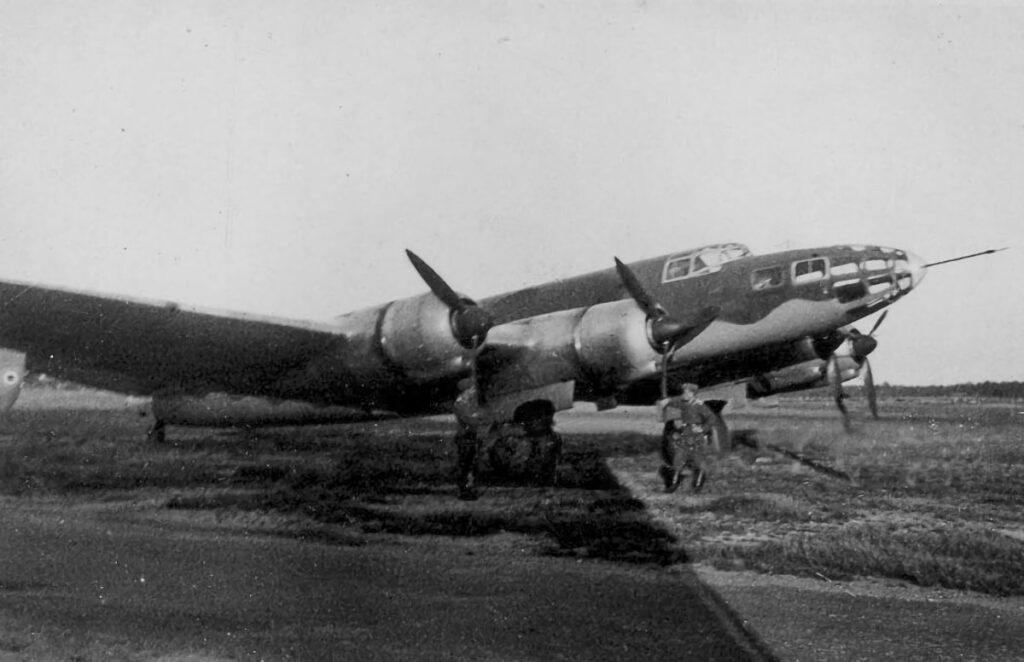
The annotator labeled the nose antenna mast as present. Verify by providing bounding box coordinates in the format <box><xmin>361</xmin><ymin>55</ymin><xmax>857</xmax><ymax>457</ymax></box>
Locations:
<box><xmin>925</xmin><ymin>247</ymin><xmax>1007</xmax><ymax>268</ymax></box>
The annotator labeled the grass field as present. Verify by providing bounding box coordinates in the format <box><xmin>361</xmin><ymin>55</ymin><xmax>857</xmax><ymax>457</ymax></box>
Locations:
<box><xmin>2</xmin><ymin>387</ymin><xmax>1023</xmax><ymax>597</ymax></box>
<box><xmin>610</xmin><ymin>398</ymin><xmax>1024</xmax><ymax>596</ymax></box>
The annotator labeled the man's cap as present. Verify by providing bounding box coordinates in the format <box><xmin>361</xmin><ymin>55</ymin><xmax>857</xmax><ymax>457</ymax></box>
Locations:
<box><xmin>681</xmin><ymin>382</ymin><xmax>699</xmax><ymax>393</ymax></box>
<box><xmin>457</xmin><ymin>378</ymin><xmax>475</xmax><ymax>391</ymax></box>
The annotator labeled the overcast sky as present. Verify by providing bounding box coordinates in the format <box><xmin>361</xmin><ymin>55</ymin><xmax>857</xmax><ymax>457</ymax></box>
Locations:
<box><xmin>1</xmin><ymin>1</ymin><xmax>1021</xmax><ymax>385</ymax></box>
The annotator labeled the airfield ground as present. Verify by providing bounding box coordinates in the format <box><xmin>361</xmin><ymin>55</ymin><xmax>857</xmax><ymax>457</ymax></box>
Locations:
<box><xmin>0</xmin><ymin>388</ymin><xmax>1022</xmax><ymax>660</ymax></box>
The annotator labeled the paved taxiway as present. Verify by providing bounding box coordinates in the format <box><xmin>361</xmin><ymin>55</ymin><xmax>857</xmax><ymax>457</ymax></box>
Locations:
<box><xmin>0</xmin><ymin>497</ymin><xmax>771</xmax><ymax>661</ymax></box>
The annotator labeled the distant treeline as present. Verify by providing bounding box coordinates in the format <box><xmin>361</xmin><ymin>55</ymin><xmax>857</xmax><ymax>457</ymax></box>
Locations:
<box><xmin>848</xmin><ymin>381</ymin><xmax>1024</xmax><ymax>401</ymax></box>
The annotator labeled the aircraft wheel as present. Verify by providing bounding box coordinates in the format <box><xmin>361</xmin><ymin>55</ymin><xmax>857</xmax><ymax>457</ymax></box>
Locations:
<box><xmin>487</xmin><ymin>435</ymin><xmax>517</xmax><ymax>477</ymax></box>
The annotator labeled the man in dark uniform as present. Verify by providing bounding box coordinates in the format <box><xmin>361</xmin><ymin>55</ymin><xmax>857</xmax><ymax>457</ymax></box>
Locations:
<box><xmin>658</xmin><ymin>381</ymin><xmax>716</xmax><ymax>493</ymax></box>
<box><xmin>452</xmin><ymin>378</ymin><xmax>493</xmax><ymax>501</ymax></box>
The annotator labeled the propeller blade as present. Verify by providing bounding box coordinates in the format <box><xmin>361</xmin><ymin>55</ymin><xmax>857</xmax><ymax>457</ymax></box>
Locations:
<box><xmin>658</xmin><ymin>307</ymin><xmax>719</xmax><ymax>399</ymax></box>
<box><xmin>405</xmin><ymin>250</ymin><xmax>494</xmax><ymax>348</ymax></box>
<box><xmin>863</xmin><ymin>358</ymin><xmax>878</xmax><ymax>419</ymax></box>
<box><xmin>406</xmin><ymin>249</ymin><xmax>464</xmax><ymax>310</ymax></box>
<box><xmin>660</xmin><ymin>341</ymin><xmax>674</xmax><ymax>400</ymax></box>
<box><xmin>614</xmin><ymin>258</ymin><xmax>719</xmax><ymax>347</ymax></box>
<box><xmin>827</xmin><ymin>354</ymin><xmax>852</xmax><ymax>432</ymax></box>
<box><xmin>866</xmin><ymin>310</ymin><xmax>888</xmax><ymax>337</ymax></box>
<box><xmin>614</xmin><ymin>257</ymin><xmax>663</xmax><ymax>319</ymax></box>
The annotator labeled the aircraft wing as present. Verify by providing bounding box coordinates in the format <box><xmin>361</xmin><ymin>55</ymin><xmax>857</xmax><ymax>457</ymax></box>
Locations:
<box><xmin>0</xmin><ymin>280</ymin><xmax>342</xmax><ymax>396</ymax></box>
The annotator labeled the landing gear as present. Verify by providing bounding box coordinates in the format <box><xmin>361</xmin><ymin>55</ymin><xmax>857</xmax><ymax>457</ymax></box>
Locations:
<box><xmin>483</xmin><ymin>405</ymin><xmax>562</xmax><ymax>487</ymax></box>
<box><xmin>146</xmin><ymin>418</ymin><xmax>166</xmax><ymax>444</ymax></box>
<box><xmin>703</xmin><ymin>400</ymin><xmax>730</xmax><ymax>455</ymax></box>
<box><xmin>486</xmin><ymin>432</ymin><xmax>516</xmax><ymax>478</ymax></box>
<box><xmin>527</xmin><ymin>428</ymin><xmax>561</xmax><ymax>487</ymax></box>
<box><xmin>518</xmin><ymin>405</ymin><xmax>562</xmax><ymax>487</ymax></box>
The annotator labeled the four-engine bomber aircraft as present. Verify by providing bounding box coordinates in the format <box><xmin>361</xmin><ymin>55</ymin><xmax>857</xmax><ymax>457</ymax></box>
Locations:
<box><xmin>0</xmin><ymin>243</ymin><xmax>973</xmax><ymax>464</ymax></box>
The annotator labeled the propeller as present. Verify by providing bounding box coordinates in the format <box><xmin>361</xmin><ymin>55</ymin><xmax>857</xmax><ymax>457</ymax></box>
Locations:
<box><xmin>406</xmin><ymin>250</ymin><xmax>494</xmax><ymax>349</ymax></box>
<box><xmin>848</xmin><ymin>309</ymin><xmax>885</xmax><ymax>420</ymax></box>
<box><xmin>845</xmin><ymin>309</ymin><xmax>886</xmax><ymax>364</ymax></box>
<box><xmin>826</xmin><ymin>310</ymin><xmax>887</xmax><ymax>428</ymax></box>
<box><xmin>613</xmin><ymin>257</ymin><xmax>719</xmax><ymax>398</ymax></box>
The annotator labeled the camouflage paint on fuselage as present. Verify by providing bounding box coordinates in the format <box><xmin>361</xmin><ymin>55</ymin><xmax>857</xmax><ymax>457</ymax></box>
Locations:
<box><xmin>480</xmin><ymin>243</ymin><xmax>924</xmax><ymax>405</ymax></box>
<box><xmin>485</xmin><ymin>244</ymin><xmax>916</xmax><ymax>329</ymax></box>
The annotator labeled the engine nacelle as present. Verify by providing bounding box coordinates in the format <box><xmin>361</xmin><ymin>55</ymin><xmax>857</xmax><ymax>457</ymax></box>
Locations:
<box><xmin>747</xmin><ymin>355</ymin><xmax>860</xmax><ymax>398</ymax></box>
<box><xmin>574</xmin><ymin>299</ymin><xmax>662</xmax><ymax>389</ymax></box>
<box><xmin>747</xmin><ymin>360</ymin><xmax>827</xmax><ymax>398</ymax></box>
<box><xmin>378</xmin><ymin>292</ymin><xmax>474</xmax><ymax>383</ymax></box>
<box><xmin>479</xmin><ymin>299</ymin><xmax>662</xmax><ymax>399</ymax></box>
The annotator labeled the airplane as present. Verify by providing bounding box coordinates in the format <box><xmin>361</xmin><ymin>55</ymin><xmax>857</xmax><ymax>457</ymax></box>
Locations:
<box><xmin>0</xmin><ymin>242</ymin><xmax>999</xmax><ymax>479</ymax></box>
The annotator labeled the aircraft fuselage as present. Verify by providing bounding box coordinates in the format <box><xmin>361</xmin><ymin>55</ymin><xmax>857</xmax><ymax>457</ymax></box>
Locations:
<box><xmin>301</xmin><ymin>243</ymin><xmax>925</xmax><ymax>416</ymax></box>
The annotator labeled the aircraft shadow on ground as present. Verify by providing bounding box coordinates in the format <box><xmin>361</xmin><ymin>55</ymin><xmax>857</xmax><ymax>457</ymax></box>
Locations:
<box><xmin>165</xmin><ymin>423</ymin><xmax>685</xmax><ymax>566</ymax></box>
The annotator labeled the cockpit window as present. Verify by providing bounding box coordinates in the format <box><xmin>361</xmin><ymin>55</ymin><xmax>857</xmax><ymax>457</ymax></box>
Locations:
<box><xmin>693</xmin><ymin>249</ymin><xmax>724</xmax><ymax>273</ymax></box>
<box><xmin>663</xmin><ymin>257</ymin><xmax>691</xmax><ymax>282</ymax></box>
<box><xmin>792</xmin><ymin>258</ymin><xmax>829</xmax><ymax>284</ymax></box>
<box><xmin>751</xmin><ymin>265</ymin><xmax>784</xmax><ymax>291</ymax></box>
<box><xmin>721</xmin><ymin>246</ymin><xmax>749</xmax><ymax>261</ymax></box>
<box><xmin>661</xmin><ymin>243</ymin><xmax>752</xmax><ymax>283</ymax></box>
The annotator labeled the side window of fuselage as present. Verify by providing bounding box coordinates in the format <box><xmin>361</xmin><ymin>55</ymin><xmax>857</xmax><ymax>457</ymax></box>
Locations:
<box><xmin>861</xmin><ymin>258</ymin><xmax>894</xmax><ymax>294</ymax></box>
<box><xmin>751</xmin><ymin>265</ymin><xmax>784</xmax><ymax>291</ymax></box>
<box><xmin>831</xmin><ymin>261</ymin><xmax>866</xmax><ymax>302</ymax></box>
<box><xmin>792</xmin><ymin>258</ymin><xmax>829</xmax><ymax>284</ymax></box>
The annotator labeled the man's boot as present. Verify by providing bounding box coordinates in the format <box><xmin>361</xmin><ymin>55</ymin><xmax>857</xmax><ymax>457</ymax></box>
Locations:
<box><xmin>661</xmin><ymin>466</ymin><xmax>681</xmax><ymax>493</ymax></box>
<box><xmin>457</xmin><ymin>474</ymin><xmax>479</xmax><ymax>501</ymax></box>
<box><xmin>692</xmin><ymin>469</ymin><xmax>706</xmax><ymax>494</ymax></box>
<box><xmin>659</xmin><ymin>465</ymin><xmax>674</xmax><ymax>491</ymax></box>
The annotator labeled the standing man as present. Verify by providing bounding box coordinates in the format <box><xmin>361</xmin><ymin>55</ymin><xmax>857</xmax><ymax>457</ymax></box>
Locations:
<box><xmin>452</xmin><ymin>378</ymin><xmax>493</xmax><ymax>501</ymax></box>
<box><xmin>658</xmin><ymin>381</ymin><xmax>716</xmax><ymax>494</ymax></box>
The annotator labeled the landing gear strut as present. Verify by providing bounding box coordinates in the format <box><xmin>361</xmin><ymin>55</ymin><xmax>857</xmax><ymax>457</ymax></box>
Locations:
<box><xmin>525</xmin><ymin>420</ymin><xmax>561</xmax><ymax>486</ymax></box>
<box><xmin>146</xmin><ymin>419</ymin><xmax>166</xmax><ymax>444</ymax></box>
<box><xmin>517</xmin><ymin>404</ymin><xmax>562</xmax><ymax>487</ymax></box>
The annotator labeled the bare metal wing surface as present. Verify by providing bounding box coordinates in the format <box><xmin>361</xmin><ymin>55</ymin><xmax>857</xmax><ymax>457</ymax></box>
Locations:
<box><xmin>0</xmin><ymin>280</ymin><xmax>342</xmax><ymax>397</ymax></box>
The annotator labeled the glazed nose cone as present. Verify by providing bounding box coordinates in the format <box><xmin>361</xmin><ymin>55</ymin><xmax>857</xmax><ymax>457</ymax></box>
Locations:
<box><xmin>904</xmin><ymin>251</ymin><xmax>927</xmax><ymax>289</ymax></box>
